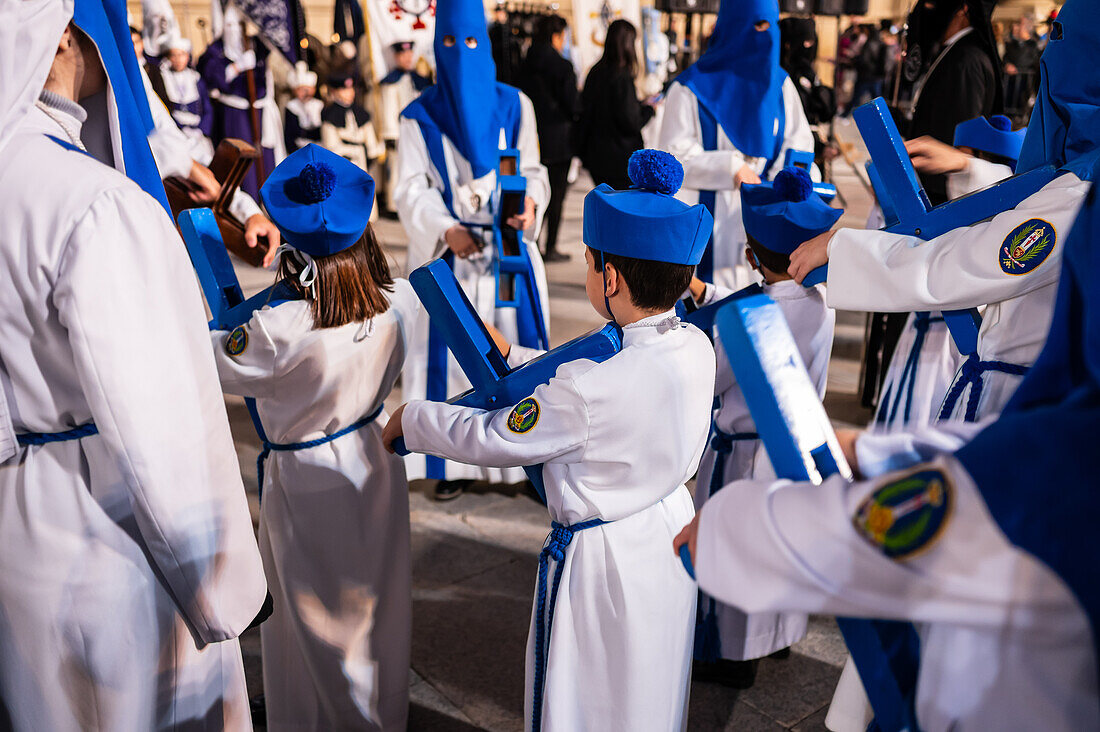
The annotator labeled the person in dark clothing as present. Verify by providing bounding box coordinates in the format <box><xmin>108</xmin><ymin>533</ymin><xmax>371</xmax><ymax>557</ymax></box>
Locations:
<box><xmin>489</xmin><ymin>6</ymin><xmax>522</xmax><ymax>85</ymax></box>
<box><xmin>576</xmin><ymin>19</ymin><xmax>655</xmax><ymax>189</ymax></box>
<box><xmin>905</xmin><ymin>0</ymin><xmax>1003</xmax><ymax>205</ymax></box>
<box><xmin>860</xmin><ymin>0</ymin><xmax>1003</xmax><ymax>416</ymax></box>
<box><xmin>780</xmin><ymin>17</ymin><xmax>835</xmax><ymax>126</ymax></box>
<box><xmin>852</xmin><ymin>23</ymin><xmax>887</xmax><ymax>110</ymax></box>
<box><xmin>1002</xmin><ymin>16</ymin><xmax>1040</xmax><ymax>119</ymax></box>
<box><xmin>521</xmin><ymin>14</ymin><xmax>577</xmax><ymax>262</ymax></box>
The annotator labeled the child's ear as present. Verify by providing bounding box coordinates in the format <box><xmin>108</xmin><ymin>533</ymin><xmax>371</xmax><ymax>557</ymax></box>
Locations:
<box><xmin>746</xmin><ymin>246</ymin><xmax>760</xmax><ymax>272</ymax></box>
<box><xmin>603</xmin><ymin>262</ymin><xmax>619</xmax><ymax>297</ymax></box>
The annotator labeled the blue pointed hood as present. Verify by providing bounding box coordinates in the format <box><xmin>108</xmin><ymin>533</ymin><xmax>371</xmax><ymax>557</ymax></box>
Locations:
<box><xmin>74</xmin><ymin>0</ymin><xmax>169</xmax><ymax>211</ymax></box>
<box><xmin>1016</xmin><ymin>0</ymin><xmax>1100</xmax><ymax>182</ymax></box>
<box><xmin>401</xmin><ymin>0</ymin><xmax>520</xmax><ymax>178</ymax></box>
<box><xmin>675</xmin><ymin>0</ymin><xmax>785</xmax><ymax>160</ymax></box>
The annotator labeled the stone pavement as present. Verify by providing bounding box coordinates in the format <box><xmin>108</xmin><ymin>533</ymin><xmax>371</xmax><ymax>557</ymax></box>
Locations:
<box><xmin>227</xmin><ymin>152</ymin><xmax>877</xmax><ymax>730</ymax></box>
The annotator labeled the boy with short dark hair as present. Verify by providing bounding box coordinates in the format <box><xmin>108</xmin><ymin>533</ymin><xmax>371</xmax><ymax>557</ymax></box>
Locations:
<box><xmin>689</xmin><ymin>166</ymin><xmax>839</xmax><ymax>687</ymax></box>
<box><xmin>383</xmin><ymin>150</ymin><xmax>716</xmax><ymax>731</ymax></box>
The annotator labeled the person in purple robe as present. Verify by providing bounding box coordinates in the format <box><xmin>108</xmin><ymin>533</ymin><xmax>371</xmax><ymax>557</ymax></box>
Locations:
<box><xmin>196</xmin><ymin>4</ymin><xmax>280</xmax><ymax>197</ymax></box>
<box><xmin>161</xmin><ymin>35</ymin><xmax>214</xmax><ymax>163</ymax></box>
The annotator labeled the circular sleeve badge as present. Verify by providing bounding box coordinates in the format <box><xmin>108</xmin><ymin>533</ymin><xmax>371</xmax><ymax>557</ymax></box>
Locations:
<box><xmin>853</xmin><ymin>468</ymin><xmax>953</xmax><ymax>560</ymax></box>
<box><xmin>225</xmin><ymin>326</ymin><xmax>248</xmax><ymax>356</ymax></box>
<box><xmin>507</xmin><ymin>397</ymin><xmax>540</xmax><ymax>434</ymax></box>
<box><xmin>1000</xmin><ymin>218</ymin><xmax>1056</xmax><ymax>275</ymax></box>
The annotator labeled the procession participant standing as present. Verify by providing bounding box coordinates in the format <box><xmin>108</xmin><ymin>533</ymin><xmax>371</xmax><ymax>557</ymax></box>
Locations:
<box><xmin>658</xmin><ymin>0</ymin><xmax>815</xmax><ymax>290</ymax></box>
<box><xmin>0</xmin><ymin>2</ymin><xmax>266</xmax><ymax>729</ymax></box>
<box><xmin>378</xmin><ymin>40</ymin><xmax>430</xmax><ymax>217</ymax></box>
<box><xmin>198</xmin><ymin>2</ymin><xmax>282</xmax><ymax>198</ymax></box>
<box><xmin>160</xmin><ymin>34</ymin><xmax>214</xmax><ymax>163</ymax></box>
<box><xmin>689</xmin><ymin>168</ymin><xmax>839</xmax><ymax>688</ymax></box>
<box><xmin>384</xmin><ymin>150</ymin><xmax>715</xmax><ymax>732</ymax></box>
<box><xmin>321</xmin><ymin>72</ymin><xmax>384</xmax><ymax>173</ymax></box>
<box><xmin>789</xmin><ymin>2</ymin><xmax>1100</xmax><ymax>428</ymax></box>
<box><xmin>284</xmin><ymin>61</ymin><xmax>323</xmax><ymax>153</ymax></box>
<box><xmin>394</xmin><ymin>0</ymin><xmax>549</xmax><ymax>495</ymax></box>
<box><xmin>212</xmin><ymin>145</ymin><xmax>416</xmax><ymax>731</ymax></box>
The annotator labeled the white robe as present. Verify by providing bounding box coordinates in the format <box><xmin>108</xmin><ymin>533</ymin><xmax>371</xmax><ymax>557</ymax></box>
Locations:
<box><xmin>210</xmin><ymin>281</ymin><xmax>420</xmax><ymax>731</ymax></box>
<box><xmin>870</xmin><ymin>160</ymin><xmax>1012</xmax><ymax>434</ymax></box>
<box><xmin>694</xmin><ymin>455</ymin><xmax>1099</xmax><ymax>731</ymax></box>
<box><xmin>401</xmin><ymin>311</ymin><xmax>716</xmax><ymax>731</ymax></box>
<box><xmin>394</xmin><ymin>92</ymin><xmax>551</xmax><ymax>483</ymax></box>
<box><xmin>658</xmin><ymin>79</ymin><xmax>816</xmax><ymax>291</ymax></box>
<box><xmin>827</xmin><ymin>172</ymin><xmax>1090</xmax><ymax>421</ymax></box>
<box><xmin>694</xmin><ymin>280</ymin><xmax>834</xmax><ymax>660</ymax></box>
<box><xmin>0</xmin><ymin>105</ymin><xmax>266</xmax><ymax>731</ymax></box>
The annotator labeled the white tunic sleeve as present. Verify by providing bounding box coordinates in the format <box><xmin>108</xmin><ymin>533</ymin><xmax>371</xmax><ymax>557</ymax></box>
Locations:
<box><xmin>854</xmin><ymin>420</ymin><xmax>987</xmax><ymax>478</ymax></box>
<box><xmin>826</xmin><ymin>173</ymin><xmax>1088</xmax><ymax>313</ymax></box>
<box><xmin>393</xmin><ymin>117</ymin><xmax>459</xmax><ymax>266</ymax></box>
<box><xmin>141</xmin><ymin>65</ymin><xmax>194</xmax><ymax>180</ymax></box>
<box><xmin>210</xmin><ymin>307</ymin><xmax>282</xmax><ymax>398</ymax></box>
<box><xmin>946</xmin><ymin>157</ymin><xmax>1013</xmax><ymax>200</ymax></box>
<box><xmin>53</xmin><ymin>187</ymin><xmax>266</xmax><ymax>644</ymax></box>
<box><xmin>694</xmin><ymin>455</ymin><xmax>1079</xmax><ymax>637</ymax></box>
<box><xmin>658</xmin><ymin>82</ymin><xmax>743</xmax><ymax>192</ymax></box>
<box><xmin>227</xmin><ymin>189</ymin><xmax>262</xmax><ymax>222</ymax></box>
<box><xmin>401</xmin><ymin>368</ymin><xmax>589</xmax><ymax>468</ymax></box>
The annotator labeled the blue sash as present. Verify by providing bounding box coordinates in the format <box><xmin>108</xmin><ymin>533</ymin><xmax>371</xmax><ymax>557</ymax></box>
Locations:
<box><xmin>414</xmin><ymin>116</ymin><xmax>539</xmax><ymax>480</ymax></box>
<box><xmin>16</xmin><ymin>423</ymin><xmax>99</xmax><ymax>446</ymax></box>
<box><xmin>938</xmin><ymin>353</ymin><xmax>1029</xmax><ymax>422</ymax></box>
<box><xmin>256</xmin><ymin>402</ymin><xmax>386</xmax><ymax>492</ymax></box>
<box><xmin>531</xmin><ymin>517</ymin><xmax>609</xmax><ymax>732</ymax></box>
<box><xmin>874</xmin><ymin>312</ymin><xmax>944</xmax><ymax>427</ymax></box>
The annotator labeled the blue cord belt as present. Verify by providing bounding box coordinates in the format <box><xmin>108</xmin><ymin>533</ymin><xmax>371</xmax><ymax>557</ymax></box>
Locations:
<box><xmin>876</xmin><ymin>312</ymin><xmax>944</xmax><ymax>426</ymax></box>
<box><xmin>257</xmin><ymin>403</ymin><xmax>385</xmax><ymax>489</ymax></box>
<box><xmin>531</xmin><ymin>517</ymin><xmax>608</xmax><ymax>732</ymax></box>
<box><xmin>693</xmin><ymin>424</ymin><xmax>758</xmax><ymax>664</ymax></box>
<box><xmin>938</xmin><ymin>352</ymin><xmax>1028</xmax><ymax>422</ymax></box>
<box><xmin>16</xmin><ymin>422</ymin><xmax>99</xmax><ymax>446</ymax></box>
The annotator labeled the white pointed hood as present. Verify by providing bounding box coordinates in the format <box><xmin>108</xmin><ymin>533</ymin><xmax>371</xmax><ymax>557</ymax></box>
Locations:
<box><xmin>0</xmin><ymin>0</ymin><xmax>74</xmax><ymax>157</ymax></box>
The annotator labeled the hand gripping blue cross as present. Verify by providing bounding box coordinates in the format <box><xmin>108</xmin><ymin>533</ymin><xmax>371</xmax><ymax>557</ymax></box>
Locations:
<box><xmin>804</xmin><ymin>97</ymin><xmax>1058</xmax><ymax>357</ymax></box>
<box><xmin>392</xmin><ymin>258</ymin><xmax>622</xmax><ymax>502</ymax></box>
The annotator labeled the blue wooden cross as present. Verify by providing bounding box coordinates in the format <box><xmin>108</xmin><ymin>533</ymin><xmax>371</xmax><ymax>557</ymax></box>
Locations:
<box><xmin>393</xmin><ymin>258</ymin><xmax>622</xmax><ymax>501</ymax></box>
<box><xmin>177</xmin><ymin>208</ymin><xmax>295</xmax><ymax>331</ymax></box>
<box><xmin>803</xmin><ymin>98</ymin><xmax>1057</xmax><ymax>356</ymax></box>
<box><xmin>680</xmin><ymin>291</ymin><xmax>921</xmax><ymax>732</ymax></box>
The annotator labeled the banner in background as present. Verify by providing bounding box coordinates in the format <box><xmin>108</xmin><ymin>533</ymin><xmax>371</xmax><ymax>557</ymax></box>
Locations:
<box><xmin>570</xmin><ymin>0</ymin><xmax>641</xmax><ymax>81</ymax></box>
<box><xmin>365</xmin><ymin>0</ymin><xmax>436</xmax><ymax>81</ymax></box>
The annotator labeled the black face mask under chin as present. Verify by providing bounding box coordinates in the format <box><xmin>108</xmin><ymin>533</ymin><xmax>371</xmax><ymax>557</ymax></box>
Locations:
<box><xmin>904</xmin><ymin>0</ymin><xmax>962</xmax><ymax>80</ymax></box>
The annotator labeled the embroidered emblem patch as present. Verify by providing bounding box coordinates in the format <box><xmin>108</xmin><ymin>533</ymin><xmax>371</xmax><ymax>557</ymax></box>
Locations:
<box><xmin>507</xmin><ymin>397</ymin><xmax>540</xmax><ymax>434</ymax></box>
<box><xmin>853</xmin><ymin>468</ymin><xmax>953</xmax><ymax>560</ymax></box>
<box><xmin>1000</xmin><ymin>218</ymin><xmax>1056</xmax><ymax>275</ymax></box>
<box><xmin>225</xmin><ymin>326</ymin><xmax>248</xmax><ymax>356</ymax></box>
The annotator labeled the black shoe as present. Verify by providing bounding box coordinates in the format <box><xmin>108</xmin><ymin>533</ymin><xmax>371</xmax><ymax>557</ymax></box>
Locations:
<box><xmin>768</xmin><ymin>647</ymin><xmax>792</xmax><ymax>660</ymax></box>
<box><xmin>433</xmin><ymin>479</ymin><xmax>471</xmax><ymax>501</ymax></box>
<box><xmin>543</xmin><ymin>250</ymin><xmax>570</xmax><ymax>263</ymax></box>
<box><xmin>693</xmin><ymin>659</ymin><xmax>758</xmax><ymax>689</ymax></box>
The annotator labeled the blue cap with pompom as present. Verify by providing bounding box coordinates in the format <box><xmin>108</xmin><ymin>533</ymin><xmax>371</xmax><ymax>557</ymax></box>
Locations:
<box><xmin>741</xmin><ymin>166</ymin><xmax>843</xmax><ymax>256</ymax></box>
<box><xmin>260</xmin><ymin>144</ymin><xmax>376</xmax><ymax>258</ymax></box>
<box><xmin>953</xmin><ymin>115</ymin><xmax>1027</xmax><ymax>169</ymax></box>
<box><xmin>582</xmin><ymin>149</ymin><xmax>712</xmax><ymax>265</ymax></box>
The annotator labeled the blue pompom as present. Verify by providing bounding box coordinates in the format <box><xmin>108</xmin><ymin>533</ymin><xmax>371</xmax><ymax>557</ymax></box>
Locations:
<box><xmin>298</xmin><ymin>162</ymin><xmax>337</xmax><ymax>203</ymax></box>
<box><xmin>772</xmin><ymin>167</ymin><xmax>813</xmax><ymax>202</ymax></box>
<box><xmin>990</xmin><ymin>114</ymin><xmax>1013</xmax><ymax>132</ymax></box>
<box><xmin>627</xmin><ymin>149</ymin><xmax>684</xmax><ymax>195</ymax></box>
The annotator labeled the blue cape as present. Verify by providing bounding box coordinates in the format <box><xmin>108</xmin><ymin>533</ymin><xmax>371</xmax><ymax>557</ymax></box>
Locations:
<box><xmin>955</xmin><ymin>159</ymin><xmax>1100</xmax><ymax>697</ymax></box>
<box><xmin>675</xmin><ymin>0</ymin><xmax>785</xmax><ymax>160</ymax></box>
<box><xmin>1016</xmin><ymin>0</ymin><xmax>1100</xmax><ymax>183</ymax></box>
<box><xmin>74</xmin><ymin>0</ymin><xmax>169</xmax><ymax>212</ymax></box>
<box><xmin>401</xmin><ymin>0</ymin><xmax>519</xmax><ymax>178</ymax></box>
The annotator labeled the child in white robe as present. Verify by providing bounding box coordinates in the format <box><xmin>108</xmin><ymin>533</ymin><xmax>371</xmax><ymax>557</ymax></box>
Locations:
<box><xmin>210</xmin><ymin>145</ymin><xmax>416</xmax><ymax>731</ymax></box>
<box><xmin>383</xmin><ymin>150</ymin><xmax>716</xmax><ymax>732</ymax></box>
<box><xmin>688</xmin><ymin>167</ymin><xmax>838</xmax><ymax>687</ymax></box>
